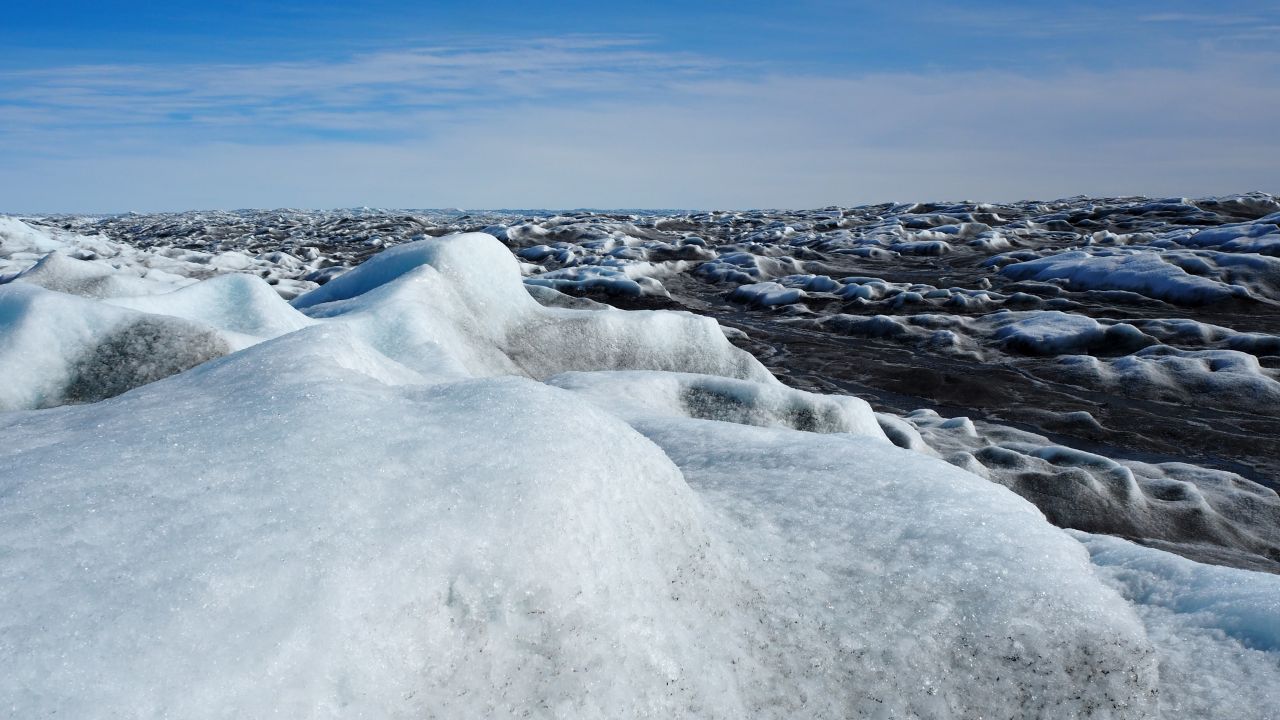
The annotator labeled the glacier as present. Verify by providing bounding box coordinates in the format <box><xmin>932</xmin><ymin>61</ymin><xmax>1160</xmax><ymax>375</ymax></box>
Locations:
<box><xmin>1</xmin><ymin>212</ymin><xmax>1278</xmax><ymax>717</ymax></box>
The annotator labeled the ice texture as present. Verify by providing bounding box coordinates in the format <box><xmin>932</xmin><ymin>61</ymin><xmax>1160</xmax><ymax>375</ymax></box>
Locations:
<box><xmin>7</xmin><ymin>203</ymin><xmax>1279</xmax><ymax>575</ymax></box>
<box><xmin>0</xmin><ymin>231</ymin><xmax>1194</xmax><ymax>718</ymax></box>
<box><xmin>887</xmin><ymin>409</ymin><xmax>1280</xmax><ymax>573</ymax></box>
<box><xmin>1073</xmin><ymin>532</ymin><xmax>1280</xmax><ymax>717</ymax></box>
<box><xmin>4</xmin><ymin>198</ymin><xmax>1280</xmax><ymax>717</ymax></box>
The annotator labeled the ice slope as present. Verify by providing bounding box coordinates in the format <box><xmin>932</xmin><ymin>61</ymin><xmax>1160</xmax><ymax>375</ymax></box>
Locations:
<box><xmin>548</xmin><ymin>369</ymin><xmax>886</xmax><ymax>439</ymax></box>
<box><xmin>550</xmin><ymin>370</ymin><xmax>1161</xmax><ymax>716</ymax></box>
<box><xmin>1074</xmin><ymin>532</ymin><xmax>1280</xmax><ymax>717</ymax></box>
<box><xmin>0</xmin><ymin>333</ymin><xmax>759</xmax><ymax>717</ymax></box>
<box><xmin>0</xmin><ymin>231</ymin><xmax>1211</xmax><ymax>718</ymax></box>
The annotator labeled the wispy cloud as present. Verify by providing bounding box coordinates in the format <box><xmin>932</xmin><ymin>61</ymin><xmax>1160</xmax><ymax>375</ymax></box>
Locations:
<box><xmin>1138</xmin><ymin>12</ymin><xmax>1263</xmax><ymax>24</ymax></box>
<box><xmin>1</xmin><ymin>37</ymin><xmax>1277</xmax><ymax>211</ymax></box>
<box><xmin>917</xmin><ymin>3</ymin><xmax>1280</xmax><ymax>50</ymax></box>
<box><xmin>0</xmin><ymin>37</ymin><xmax>726</xmax><ymax>148</ymax></box>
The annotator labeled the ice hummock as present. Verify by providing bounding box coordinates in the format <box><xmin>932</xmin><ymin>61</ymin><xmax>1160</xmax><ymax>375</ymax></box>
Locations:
<box><xmin>0</xmin><ymin>227</ymin><xmax>1277</xmax><ymax>717</ymax></box>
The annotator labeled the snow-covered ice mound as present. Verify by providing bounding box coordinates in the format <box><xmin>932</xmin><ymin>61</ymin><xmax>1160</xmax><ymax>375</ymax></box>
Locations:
<box><xmin>0</xmin><ymin>283</ymin><xmax>232</xmax><ymax>410</ymax></box>
<box><xmin>292</xmin><ymin>233</ymin><xmax>774</xmax><ymax>384</ymax></box>
<box><xmin>0</xmin><ymin>274</ymin><xmax>313</xmax><ymax>411</ymax></box>
<box><xmin>10</xmin><ymin>250</ymin><xmax>193</xmax><ymax>298</ymax></box>
<box><xmin>3</xmin><ymin>231</ymin><xmax>1278</xmax><ymax>717</ymax></box>
<box><xmin>0</xmin><ymin>331</ymin><xmax>762</xmax><ymax>716</ymax></box>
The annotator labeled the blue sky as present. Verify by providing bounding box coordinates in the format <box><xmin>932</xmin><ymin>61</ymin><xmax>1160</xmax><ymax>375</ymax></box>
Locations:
<box><xmin>2</xmin><ymin>1</ymin><xmax>1278</xmax><ymax>211</ymax></box>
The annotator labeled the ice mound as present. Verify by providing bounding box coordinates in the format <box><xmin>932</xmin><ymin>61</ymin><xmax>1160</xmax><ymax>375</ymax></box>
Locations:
<box><xmin>298</xmin><ymin>233</ymin><xmax>775</xmax><ymax>384</ymax></box>
<box><xmin>695</xmin><ymin>251</ymin><xmax>808</xmax><ymax>284</ymax></box>
<box><xmin>547</xmin><ymin>370</ymin><xmax>887</xmax><ymax>439</ymax></box>
<box><xmin>0</xmin><ymin>231</ymin><xmax>1181</xmax><ymax>717</ymax></box>
<box><xmin>1181</xmin><ymin>220</ymin><xmax>1280</xmax><ymax>255</ymax></box>
<box><xmin>289</xmin><ymin>235</ymin><xmax>467</xmax><ymax>309</ymax></box>
<box><xmin>988</xmin><ymin>310</ymin><xmax>1155</xmax><ymax>356</ymax></box>
<box><xmin>728</xmin><ymin>280</ymin><xmax>807</xmax><ymax>307</ymax></box>
<box><xmin>0</xmin><ymin>273</ymin><xmax>314</xmax><ymax>411</ymax></box>
<box><xmin>998</xmin><ymin>250</ymin><xmax>1248</xmax><ymax>305</ymax></box>
<box><xmin>800</xmin><ymin>309</ymin><xmax>1158</xmax><ymax>362</ymax></box>
<box><xmin>0</xmin><ymin>215</ymin><xmax>65</xmax><ymax>259</ymax></box>
<box><xmin>1057</xmin><ymin>346</ymin><xmax>1280</xmax><ymax>408</ymax></box>
<box><xmin>0</xmin><ymin>283</ymin><xmax>231</xmax><ymax>410</ymax></box>
<box><xmin>10</xmin><ymin>250</ymin><xmax>193</xmax><ymax>298</ymax></box>
<box><xmin>0</xmin><ymin>216</ymin><xmax>322</xmax><ymax>300</ymax></box>
<box><xmin>107</xmin><ymin>272</ymin><xmax>315</xmax><ymax>338</ymax></box>
<box><xmin>0</xmin><ymin>332</ymin><xmax>756</xmax><ymax>717</ymax></box>
<box><xmin>525</xmin><ymin>263</ymin><xmax>673</xmax><ymax>297</ymax></box>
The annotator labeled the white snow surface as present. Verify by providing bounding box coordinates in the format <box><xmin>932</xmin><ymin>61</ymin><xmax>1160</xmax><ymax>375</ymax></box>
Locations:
<box><xmin>1</xmin><ymin>228</ymin><xmax>1277</xmax><ymax>717</ymax></box>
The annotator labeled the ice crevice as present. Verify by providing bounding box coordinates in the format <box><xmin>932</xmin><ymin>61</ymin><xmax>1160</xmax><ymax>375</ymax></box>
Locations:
<box><xmin>1</xmin><ymin>230</ymin><xmax>1277</xmax><ymax>717</ymax></box>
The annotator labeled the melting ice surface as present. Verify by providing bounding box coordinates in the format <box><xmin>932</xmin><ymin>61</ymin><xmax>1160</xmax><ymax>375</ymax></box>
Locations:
<box><xmin>0</xmin><ymin>226</ymin><xmax>1278</xmax><ymax>717</ymax></box>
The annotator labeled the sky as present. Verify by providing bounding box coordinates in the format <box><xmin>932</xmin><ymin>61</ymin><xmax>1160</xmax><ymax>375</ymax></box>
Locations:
<box><xmin>2</xmin><ymin>0</ymin><xmax>1278</xmax><ymax>212</ymax></box>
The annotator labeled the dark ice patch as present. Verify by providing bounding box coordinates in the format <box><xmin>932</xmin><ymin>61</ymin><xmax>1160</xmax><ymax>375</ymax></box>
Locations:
<box><xmin>64</xmin><ymin>317</ymin><xmax>231</xmax><ymax>405</ymax></box>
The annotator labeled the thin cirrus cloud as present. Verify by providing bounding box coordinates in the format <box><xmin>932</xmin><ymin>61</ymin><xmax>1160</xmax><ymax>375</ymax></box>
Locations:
<box><xmin>0</xmin><ymin>36</ymin><xmax>1277</xmax><ymax>212</ymax></box>
<box><xmin>2</xmin><ymin>38</ymin><xmax>721</xmax><ymax>142</ymax></box>
<box><xmin>1139</xmin><ymin>12</ymin><xmax>1261</xmax><ymax>23</ymax></box>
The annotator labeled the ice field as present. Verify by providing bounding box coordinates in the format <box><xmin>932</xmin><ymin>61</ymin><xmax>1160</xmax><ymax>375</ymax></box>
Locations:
<box><xmin>2</xmin><ymin>197</ymin><xmax>1279</xmax><ymax>717</ymax></box>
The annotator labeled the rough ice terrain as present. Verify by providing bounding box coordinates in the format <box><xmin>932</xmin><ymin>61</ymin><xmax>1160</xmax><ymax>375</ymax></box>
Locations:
<box><xmin>1</xmin><ymin>199</ymin><xmax>1279</xmax><ymax>717</ymax></box>
<box><xmin>9</xmin><ymin>195</ymin><xmax>1279</xmax><ymax>573</ymax></box>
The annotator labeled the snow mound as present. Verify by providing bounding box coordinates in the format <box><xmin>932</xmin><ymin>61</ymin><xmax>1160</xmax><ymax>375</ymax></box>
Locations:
<box><xmin>300</xmin><ymin>233</ymin><xmax>775</xmax><ymax>384</ymax></box>
<box><xmin>0</xmin><ymin>331</ymin><xmax>755</xmax><ymax>717</ymax></box>
<box><xmin>107</xmin><ymin>272</ymin><xmax>315</xmax><ymax>338</ymax></box>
